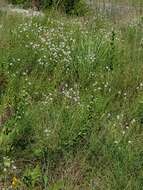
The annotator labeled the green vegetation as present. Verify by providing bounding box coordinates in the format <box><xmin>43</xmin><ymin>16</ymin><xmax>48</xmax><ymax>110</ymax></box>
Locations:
<box><xmin>0</xmin><ymin>2</ymin><xmax>143</xmax><ymax>190</ymax></box>
<box><xmin>8</xmin><ymin>0</ymin><xmax>88</xmax><ymax>15</ymax></box>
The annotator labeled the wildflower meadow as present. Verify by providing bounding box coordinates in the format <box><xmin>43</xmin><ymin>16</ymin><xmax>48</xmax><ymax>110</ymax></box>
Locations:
<box><xmin>0</xmin><ymin>0</ymin><xmax>143</xmax><ymax>189</ymax></box>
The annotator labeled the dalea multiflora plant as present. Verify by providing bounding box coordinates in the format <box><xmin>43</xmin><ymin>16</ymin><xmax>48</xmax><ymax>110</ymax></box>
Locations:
<box><xmin>0</xmin><ymin>2</ymin><xmax>143</xmax><ymax>189</ymax></box>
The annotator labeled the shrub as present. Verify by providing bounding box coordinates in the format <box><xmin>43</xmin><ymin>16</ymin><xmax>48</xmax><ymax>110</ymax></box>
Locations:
<box><xmin>8</xmin><ymin>0</ymin><xmax>88</xmax><ymax>15</ymax></box>
<box><xmin>70</xmin><ymin>0</ymin><xmax>89</xmax><ymax>16</ymax></box>
<box><xmin>8</xmin><ymin>0</ymin><xmax>26</xmax><ymax>5</ymax></box>
<box><xmin>8</xmin><ymin>0</ymin><xmax>30</xmax><ymax>8</ymax></box>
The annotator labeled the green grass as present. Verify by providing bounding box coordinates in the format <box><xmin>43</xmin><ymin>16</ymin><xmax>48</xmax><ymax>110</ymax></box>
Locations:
<box><xmin>0</xmin><ymin>7</ymin><xmax>143</xmax><ymax>190</ymax></box>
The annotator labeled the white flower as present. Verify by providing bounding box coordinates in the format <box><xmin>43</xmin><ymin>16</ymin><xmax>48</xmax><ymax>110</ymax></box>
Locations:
<box><xmin>3</xmin><ymin>168</ymin><xmax>7</xmax><ymax>172</ymax></box>
<box><xmin>117</xmin><ymin>115</ymin><xmax>120</xmax><ymax>120</ymax></box>
<box><xmin>131</xmin><ymin>119</ymin><xmax>136</xmax><ymax>124</ymax></box>
<box><xmin>23</xmin><ymin>72</ymin><xmax>27</xmax><ymax>76</ymax></box>
<box><xmin>12</xmin><ymin>165</ymin><xmax>17</xmax><ymax>170</ymax></box>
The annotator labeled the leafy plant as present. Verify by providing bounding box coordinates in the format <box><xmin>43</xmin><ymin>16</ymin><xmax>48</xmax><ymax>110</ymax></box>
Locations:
<box><xmin>23</xmin><ymin>165</ymin><xmax>41</xmax><ymax>188</ymax></box>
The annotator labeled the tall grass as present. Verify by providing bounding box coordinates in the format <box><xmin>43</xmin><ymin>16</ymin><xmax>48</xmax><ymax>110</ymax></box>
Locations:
<box><xmin>0</xmin><ymin>3</ymin><xmax>143</xmax><ymax>189</ymax></box>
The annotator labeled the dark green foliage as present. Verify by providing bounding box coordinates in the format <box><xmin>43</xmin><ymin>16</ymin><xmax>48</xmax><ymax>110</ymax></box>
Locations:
<box><xmin>8</xmin><ymin>0</ymin><xmax>88</xmax><ymax>15</ymax></box>
<box><xmin>62</xmin><ymin>0</ymin><xmax>79</xmax><ymax>13</ymax></box>
<box><xmin>0</xmin><ymin>73</ymin><xmax>7</xmax><ymax>96</ymax></box>
<box><xmin>40</xmin><ymin>0</ymin><xmax>54</xmax><ymax>8</ymax></box>
<box><xmin>8</xmin><ymin>0</ymin><xmax>27</xmax><ymax>5</ymax></box>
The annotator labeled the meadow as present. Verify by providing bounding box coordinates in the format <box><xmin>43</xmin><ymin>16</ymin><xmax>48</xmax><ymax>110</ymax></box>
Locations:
<box><xmin>0</xmin><ymin>1</ymin><xmax>143</xmax><ymax>189</ymax></box>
